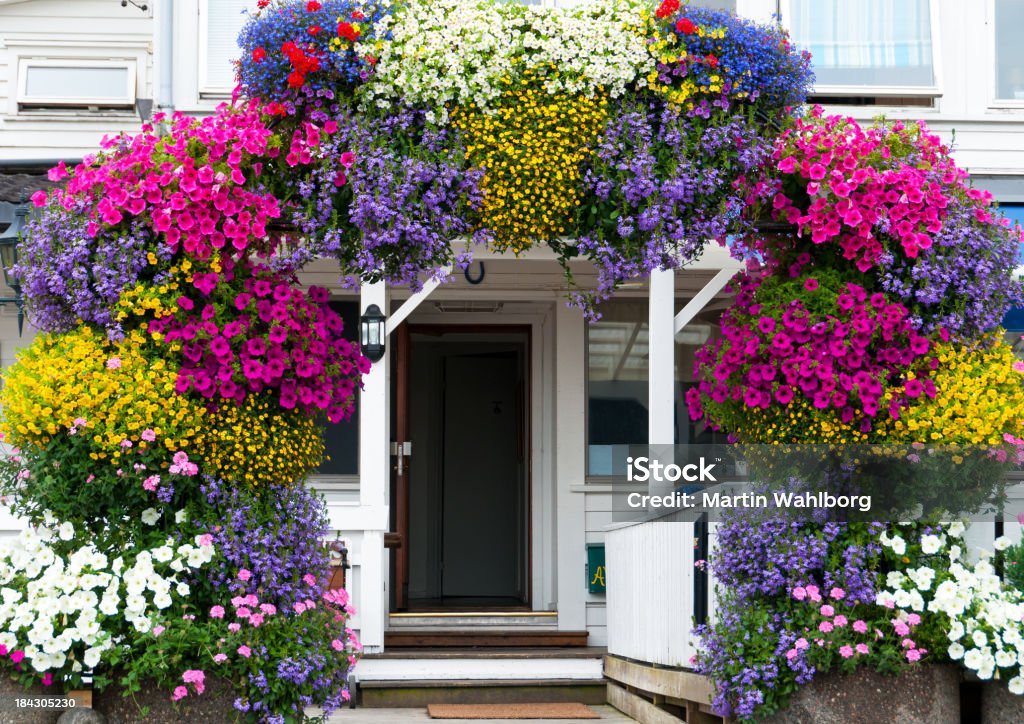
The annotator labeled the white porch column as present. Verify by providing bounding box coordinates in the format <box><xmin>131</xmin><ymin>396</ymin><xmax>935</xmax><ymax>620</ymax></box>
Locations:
<box><xmin>555</xmin><ymin>302</ymin><xmax>588</xmax><ymax>632</ymax></box>
<box><xmin>358</xmin><ymin>281</ymin><xmax>390</xmax><ymax>651</ymax></box>
<box><xmin>649</xmin><ymin>268</ymin><xmax>676</xmax><ymax>446</ymax></box>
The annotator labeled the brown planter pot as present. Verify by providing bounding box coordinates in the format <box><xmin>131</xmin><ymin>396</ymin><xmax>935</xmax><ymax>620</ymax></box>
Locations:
<box><xmin>762</xmin><ymin>665</ymin><xmax>960</xmax><ymax>724</ymax></box>
<box><xmin>981</xmin><ymin>681</ymin><xmax>1024</xmax><ymax>723</ymax></box>
<box><xmin>93</xmin><ymin>675</ymin><xmax>240</xmax><ymax>724</ymax></box>
<box><xmin>0</xmin><ymin>673</ymin><xmax>62</xmax><ymax>724</ymax></box>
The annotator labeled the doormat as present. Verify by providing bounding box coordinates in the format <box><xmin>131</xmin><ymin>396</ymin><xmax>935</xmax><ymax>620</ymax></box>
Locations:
<box><xmin>427</xmin><ymin>703</ymin><xmax>600</xmax><ymax>719</ymax></box>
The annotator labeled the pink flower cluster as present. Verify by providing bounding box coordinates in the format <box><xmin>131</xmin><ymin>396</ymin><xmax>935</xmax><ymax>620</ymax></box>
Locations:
<box><xmin>766</xmin><ymin>108</ymin><xmax>971</xmax><ymax>271</ymax></box>
<box><xmin>32</xmin><ymin>101</ymin><xmax>345</xmax><ymax>269</ymax></box>
<box><xmin>687</xmin><ymin>273</ymin><xmax>937</xmax><ymax>432</ymax></box>
<box><xmin>153</xmin><ymin>263</ymin><xmax>369</xmax><ymax>422</ymax></box>
<box><xmin>172</xmin><ymin>669</ymin><xmax>206</xmax><ymax>702</ymax></box>
<box><xmin>36</xmin><ymin>101</ymin><xmax>277</xmax><ymax>262</ymax></box>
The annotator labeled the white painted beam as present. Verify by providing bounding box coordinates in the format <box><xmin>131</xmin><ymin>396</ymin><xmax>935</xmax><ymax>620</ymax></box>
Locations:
<box><xmin>649</xmin><ymin>268</ymin><xmax>676</xmax><ymax>447</ymax></box>
<box><xmin>385</xmin><ymin>265</ymin><xmax>452</xmax><ymax>335</ymax></box>
<box><xmin>358</xmin><ymin>281</ymin><xmax>390</xmax><ymax>651</ymax></box>
<box><xmin>673</xmin><ymin>269</ymin><xmax>738</xmax><ymax>336</ymax></box>
<box><xmin>554</xmin><ymin>302</ymin><xmax>587</xmax><ymax>632</ymax></box>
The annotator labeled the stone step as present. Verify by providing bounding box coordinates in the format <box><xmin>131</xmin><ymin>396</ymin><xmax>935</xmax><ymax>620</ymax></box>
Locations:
<box><xmin>388</xmin><ymin>612</ymin><xmax>559</xmax><ymax>629</ymax></box>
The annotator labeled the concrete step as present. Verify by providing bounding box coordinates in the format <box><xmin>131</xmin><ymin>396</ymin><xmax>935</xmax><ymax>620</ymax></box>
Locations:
<box><xmin>365</xmin><ymin>647</ymin><xmax>607</xmax><ymax>660</ymax></box>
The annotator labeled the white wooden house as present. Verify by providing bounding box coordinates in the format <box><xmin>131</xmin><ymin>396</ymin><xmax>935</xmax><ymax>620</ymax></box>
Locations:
<box><xmin>3</xmin><ymin>0</ymin><xmax>1024</xmax><ymax>718</ymax></box>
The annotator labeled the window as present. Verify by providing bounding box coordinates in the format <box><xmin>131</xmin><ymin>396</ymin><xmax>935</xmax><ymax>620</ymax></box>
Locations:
<box><xmin>317</xmin><ymin>300</ymin><xmax>360</xmax><ymax>477</ymax></box>
<box><xmin>585</xmin><ymin>299</ymin><xmax>726</xmax><ymax>476</ymax></box>
<box><xmin>17</xmin><ymin>59</ymin><xmax>135</xmax><ymax>109</ymax></box>
<box><xmin>200</xmin><ymin>0</ymin><xmax>252</xmax><ymax>95</ymax></box>
<box><xmin>787</xmin><ymin>0</ymin><xmax>936</xmax><ymax>92</ymax></box>
<box><xmin>995</xmin><ymin>0</ymin><xmax>1024</xmax><ymax>101</ymax></box>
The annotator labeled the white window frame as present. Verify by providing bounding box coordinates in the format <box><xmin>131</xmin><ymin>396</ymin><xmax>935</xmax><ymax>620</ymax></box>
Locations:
<box><xmin>778</xmin><ymin>0</ymin><xmax>943</xmax><ymax>98</ymax></box>
<box><xmin>16</xmin><ymin>57</ymin><xmax>137</xmax><ymax>108</ymax></box>
<box><xmin>987</xmin><ymin>0</ymin><xmax>1024</xmax><ymax>110</ymax></box>
<box><xmin>196</xmin><ymin>0</ymin><xmax>246</xmax><ymax>98</ymax></box>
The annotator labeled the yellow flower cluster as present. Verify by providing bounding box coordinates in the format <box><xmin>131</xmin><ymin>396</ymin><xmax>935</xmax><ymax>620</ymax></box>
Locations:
<box><xmin>195</xmin><ymin>393</ymin><xmax>324</xmax><ymax>487</ymax></box>
<box><xmin>451</xmin><ymin>66</ymin><xmax>608</xmax><ymax>253</ymax></box>
<box><xmin>114</xmin><ymin>274</ymin><xmax>181</xmax><ymax>335</ymax></box>
<box><xmin>884</xmin><ymin>337</ymin><xmax>1024</xmax><ymax>446</ymax></box>
<box><xmin>0</xmin><ymin>326</ymin><xmax>206</xmax><ymax>460</ymax></box>
<box><xmin>738</xmin><ymin>396</ymin><xmax>872</xmax><ymax>445</ymax></box>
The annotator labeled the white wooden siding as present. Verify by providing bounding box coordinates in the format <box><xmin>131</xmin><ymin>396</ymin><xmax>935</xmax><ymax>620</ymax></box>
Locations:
<box><xmin>0</xmin><ymin>0</ymin><xmax>153</xmax><ymax>160</ymax></box>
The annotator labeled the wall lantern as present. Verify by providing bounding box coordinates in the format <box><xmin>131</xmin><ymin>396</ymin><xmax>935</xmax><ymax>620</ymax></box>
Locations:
<box><xmin>0</xmin><ymin>205</ymin><xmax>26</xmax><ymax>337</ymax></box>
<box><xmin>360</xmin><ymin>303</ymin><xmax>386</xmax><ymax>362</ymax></box>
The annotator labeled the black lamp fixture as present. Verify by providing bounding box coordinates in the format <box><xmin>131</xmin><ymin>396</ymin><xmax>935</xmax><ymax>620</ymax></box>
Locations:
<box><xmin>0</xmin><ymin>205</ymin><xmax>26</xmax><ymax>337</ymax></box>
<box><xmin>360</xmin><ymin>303</ymin><xmax>386</xmax><ymax>362</ymax></box>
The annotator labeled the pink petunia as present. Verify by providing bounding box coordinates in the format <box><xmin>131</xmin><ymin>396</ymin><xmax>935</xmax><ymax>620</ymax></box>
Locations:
<box><xmin>237</xmin><ymin>645</ymin><xmax>252</xmax><ymax>658</ymax></box>
<box><xmin>839</xmin><ymin>645</ymin><xmax>854</xmax><ymax>659</ymax></box>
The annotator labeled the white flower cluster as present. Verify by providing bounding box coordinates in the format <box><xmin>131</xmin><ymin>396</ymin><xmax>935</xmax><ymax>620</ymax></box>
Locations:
<box><xmin>877</xmin><ymin>522</ymin><xmax>1024</xmax><ymax>695</ymax></box>
<box><xmin>0</xmin><ymin>516</ymin><xmax>214</xmax><ymax>675</ymax></box>
<box><xmin>366</xmin><ymin>0</ymin><xmax>655</xmax><ymax>120</ymax></box>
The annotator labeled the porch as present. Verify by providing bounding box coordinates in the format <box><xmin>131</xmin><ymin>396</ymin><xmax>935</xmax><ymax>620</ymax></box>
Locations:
<box><xmin>302</xmin><ymin>243</ymin><xmax>742</xmax><ymax>658</ymax></box>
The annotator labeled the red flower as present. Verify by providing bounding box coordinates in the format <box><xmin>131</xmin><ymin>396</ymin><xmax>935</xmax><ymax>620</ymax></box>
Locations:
<box><xmin>308</xmin><ymin>25</ymin><xmax>321</xmax><ymax>35</ymax></box>
<box><xmin>337</xmin><ymin>21</ymin><xmax>360</xmax><ymax>42</ymax></box>
<box><xmin>252</xmin><ymin>47</ymin><xmax>266</xmax><ymax>64</ymax></box>
<box><xmin>257</xmin><ymin>0</ymin><xmax>270</xmax><ymax>7</ymax></box>
<box><xmin>655</xmin><ymin>0</ymin><xmax>679</xmax><ymax>19</ymax></box>
<box><xmin>676</xmin><ymin>17</ymin><xmax>696</xmax><ymax>34</ymax></box>
<box><xmin>351</xmin><ymin>10</ymin><xmax>365</xmax><ymax>20</ymax></box>
<box><xmin>287</xmin><ymin>70</ymin><xmax>305</xmax><ymax>88</ymax></box>
<box><xmin>306</xmin><ymin>0</ymin><xmax>321</xmax><ymax>10</ymax></box>
<box><xmin>705</xmin><ymin>54</ymin><xmax>719</xmax><ymax>68</ymax></box>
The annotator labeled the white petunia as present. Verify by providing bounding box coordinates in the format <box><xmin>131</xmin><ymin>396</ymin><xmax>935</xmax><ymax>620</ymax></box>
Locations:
<box><xmin>920</xmin><ymin>535</ymin><xmax>942</xmax><ymax>555</ymax></box>
<box><xmin>948</xmin><ymin>642</ymin><xmax>965</xmax><ymax>660</ymax></box>
<box><xmin>1009</xmin><ymin>676</ymin><xmax>1024</xmax><ymax>696</ymax></box>
<box><xmin>140</xmin><ymin>509</ymin><xmax>160</xmax><ymax>526</ymax></box>
<box><xmin>994</xmin><ymin>536</ymin><xmax>1012</xmax><ymax>552</ymax></box>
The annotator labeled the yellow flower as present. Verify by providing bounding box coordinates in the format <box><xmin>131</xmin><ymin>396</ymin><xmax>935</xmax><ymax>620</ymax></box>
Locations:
<box><xmin>451</xmin><ymin>65</ymin><xmax>608</xmax><ymax>253</ymax></box>
<box><xmin>0</xmin><ymin>326</ymin><xmax>206</xmax><ymax>461</ymax></box>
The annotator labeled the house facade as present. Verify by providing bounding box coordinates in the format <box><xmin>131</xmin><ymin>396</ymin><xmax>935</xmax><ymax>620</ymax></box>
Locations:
<box><xmin>2</xmin><ymin>0</ymin><xmax>1024</xmax><ymax>714</ymax></box>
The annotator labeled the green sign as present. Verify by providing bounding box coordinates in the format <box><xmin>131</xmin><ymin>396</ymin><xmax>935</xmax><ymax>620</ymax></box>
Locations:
<box><xmin>586</xmin><ymin>544</ymin><xmax>606</xmax><ymax>593</ymax></box>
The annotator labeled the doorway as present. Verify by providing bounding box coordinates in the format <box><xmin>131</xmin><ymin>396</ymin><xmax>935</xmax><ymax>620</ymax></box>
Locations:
<box><xmin>396</xmin><ymin>327</ymin><xmax>530</xmax><ymax>611</ymax></box>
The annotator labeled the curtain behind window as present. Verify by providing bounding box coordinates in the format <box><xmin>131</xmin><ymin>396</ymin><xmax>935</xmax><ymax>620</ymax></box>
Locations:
<box><xmin>790</xmin><ymin>0</ymin><xmax>934</xmax><ymax>88</ymax></box>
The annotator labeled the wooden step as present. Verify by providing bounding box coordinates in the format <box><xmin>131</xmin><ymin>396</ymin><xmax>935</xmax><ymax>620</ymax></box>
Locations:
<box><xmin>384</xmin><ymin>629</ymin><xmax>589</xmax><ymax>648</ymax></box>
<box><xmin>359</xmin><ymin>679</ymin><xmax>606</xmax><ymax>708</ymax></box>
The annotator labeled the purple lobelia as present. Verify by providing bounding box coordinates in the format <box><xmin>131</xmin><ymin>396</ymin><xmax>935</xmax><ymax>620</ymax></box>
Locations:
<box><xmin>570</xmin><ymin>94</ymin><xmax>771</xmax><ymax>319</ymax></box>
<box><xmin>197</xmin><ymin>477</ymin><xmax>332</xmax><ymax>609</ymax></box>
<box><xmin>695</xmin><ymin>505</ymin><xmax>884</xmax><ymax>719</ymax></box>
<box><xmin>267</xmin><ymin>101</ymin><xmax>489</xmax><ymax>291</ymax></box>
<box><xmin>876</xmin><ymin>195</ymin><xmax>1024</xmax><ymax>341</ymax></box>
<box><xmin>14</xmin><ymin>201</ymin><xmax>171</xmax><ymax>337</ymax></box>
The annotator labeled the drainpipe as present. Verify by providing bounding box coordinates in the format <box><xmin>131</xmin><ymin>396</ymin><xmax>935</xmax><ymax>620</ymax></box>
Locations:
<box><xmin>154</xmin><ymin>0</ymin><xmax>175</xmax><ymax>114</ymax></box>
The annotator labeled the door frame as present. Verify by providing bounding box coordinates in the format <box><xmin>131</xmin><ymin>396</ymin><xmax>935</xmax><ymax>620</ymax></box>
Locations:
<box><xmin>393</xmin><ymin>323</ymin><xmax>533</xmax><ymax>611</ymax></box>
